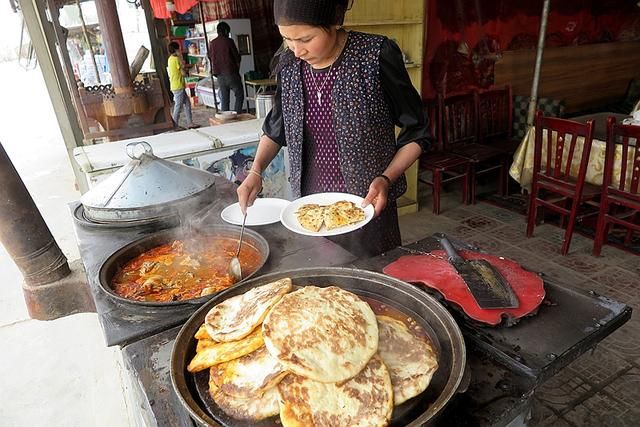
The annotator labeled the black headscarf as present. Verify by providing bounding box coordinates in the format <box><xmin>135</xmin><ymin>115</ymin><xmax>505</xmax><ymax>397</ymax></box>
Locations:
<box><xmin>273</xmin><ymin>0</ymin><xmax>350</xmax><ymax>26</ymax></box>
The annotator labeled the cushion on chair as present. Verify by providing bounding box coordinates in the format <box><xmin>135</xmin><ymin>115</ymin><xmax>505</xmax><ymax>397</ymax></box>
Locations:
<box><xmin>513</xmin><ymin>96</ymin><xmax>566</xmax><ymax>140</ymax></box>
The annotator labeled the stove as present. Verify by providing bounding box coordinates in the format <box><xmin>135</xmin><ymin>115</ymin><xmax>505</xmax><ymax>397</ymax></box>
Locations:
<box><xmin>72</xmin><ymin>176</ymin><xmax>632</xmax><ymax>425</ymax></box>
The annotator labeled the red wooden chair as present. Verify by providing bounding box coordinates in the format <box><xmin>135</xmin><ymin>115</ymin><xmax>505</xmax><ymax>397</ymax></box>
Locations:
<box><xmin>477</xmin><ymin>85</ymin><xmax>521</xmax><ymax>156</ymax></box>
<box><xmin>526</xmin><ymin>111</ymin><xmax>600</xmax><ymax>255</ymax></box>
<box><xmin>440</xmin><ymin>91</ymin><xmax>508</xmax><ymax>203</ymax></box>
<box><xmin>418</xmin><ymin>99</ymin><xmax>472</xmax><ymax>214</ymax></box>
<box><xmin>477</xmin><ymin>85</ymin><xmax>520</xmax><ymax>196</ymax></box>
<box><xmin>593</xmin><ymin>118</ymin><xmax>640</xmax><ymax>256</ymax></box>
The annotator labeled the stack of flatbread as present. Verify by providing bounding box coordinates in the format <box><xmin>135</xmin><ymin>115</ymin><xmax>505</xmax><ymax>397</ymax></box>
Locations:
<box><xmin>295</xmin><ymin>200</ymin><xmax>366</xmax><ymax>232</ymax></box>
<box><xmin>187</xmin><ymin>279</ymin><xmax>438</xmax><ymax>426</ymax></box>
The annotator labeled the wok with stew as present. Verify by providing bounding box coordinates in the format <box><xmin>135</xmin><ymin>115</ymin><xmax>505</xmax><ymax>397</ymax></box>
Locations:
<box><xmin>99</xmin><ymin>225</ymin><xmax>269</xmax><ymax>307</ymax></box>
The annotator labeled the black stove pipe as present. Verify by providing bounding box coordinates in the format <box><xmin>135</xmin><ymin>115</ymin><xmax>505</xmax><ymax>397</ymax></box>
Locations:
<box><xmin>0</xmin><ymin>142</ymin><xmax>70</xmax><ymax>288</ymax></box>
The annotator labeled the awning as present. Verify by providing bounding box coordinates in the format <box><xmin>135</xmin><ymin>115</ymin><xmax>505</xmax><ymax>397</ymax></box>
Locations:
<box><xmin>149</xmin><ymin>0</ymin><xmax>220</xmax><ymax>19</ymax></box>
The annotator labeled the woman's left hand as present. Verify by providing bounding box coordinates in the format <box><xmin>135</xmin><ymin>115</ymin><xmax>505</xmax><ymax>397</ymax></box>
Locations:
<box><xmin>362</xmin><ymin>176</ymin><xmax>390</xmax><ymax>217</ymax></box>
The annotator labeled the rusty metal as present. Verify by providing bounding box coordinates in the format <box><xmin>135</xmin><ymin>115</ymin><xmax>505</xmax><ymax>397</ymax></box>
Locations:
<box><xmin>0</xmin><ymin>143</ymin><xmax>70</xmax><ymax>286</ymax></box>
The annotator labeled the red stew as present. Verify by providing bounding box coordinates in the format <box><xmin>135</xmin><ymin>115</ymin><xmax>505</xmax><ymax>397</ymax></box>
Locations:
<box><xmin>111</xmin><ymin>236</ymin><xmax>262</xmax><ymax>302</ymax></box>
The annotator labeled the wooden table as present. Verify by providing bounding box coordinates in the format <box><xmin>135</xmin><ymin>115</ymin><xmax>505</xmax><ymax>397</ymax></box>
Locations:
<box><xmin>509</xmin><ymin>126</ymin><xmax>637</xmax><ymax>191</ymax></box>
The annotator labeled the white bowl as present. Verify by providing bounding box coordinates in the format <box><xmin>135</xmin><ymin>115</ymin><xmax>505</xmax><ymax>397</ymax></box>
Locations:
<box><xmin>215</xmin><ymin>111</ymin><xmax>238</xmax><ymax>121</ymax></box>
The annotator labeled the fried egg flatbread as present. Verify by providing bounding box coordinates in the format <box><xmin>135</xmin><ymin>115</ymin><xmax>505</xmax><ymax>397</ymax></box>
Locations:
<box><xmin>210</xmin><ymin>346</ymin><xmax>288</xmax><ymax>398</ymax></box>
<box><xmin>278</xmin><ymin>355</ymin><xmax>393</xmax><ymax>427</ymax></box>
<box><xmin>209</xmin><ymin>373</ymin><xmax>280</xmax><ymax>420</ymax></box>
<box><xmin>205</xmin><ymin>278</ymin><xmax>292</xmax><ymax>342</ymax></box>
<box><xmin>187</xmin><ymin>327</ymin><xmax>264</xmax><ymax>373</ymax></box>
<box><xmin>295</xmin><ymin>204</ymin><xmax>326</xmax><ymax>232</ymax></box>
<box><xmin>324</xmin><ymin>201</ymin><xmax>366</xmax><ymax>230</ymax></box>
<box><xmin>263</xmin><ymin>286</ymin><xmax>378</xmax><ymax>383</ymax></box>
<box><xmin>377</xmin><ymin>315</ymin><xmax>439</xmax><ymax>405</ymax></box>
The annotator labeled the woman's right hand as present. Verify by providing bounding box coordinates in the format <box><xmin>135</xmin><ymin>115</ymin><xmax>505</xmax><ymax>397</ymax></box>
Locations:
<box><xmin>237</xmin><ymin>173</ymin><xmax>262</xmax><ymax>214</ymax></box>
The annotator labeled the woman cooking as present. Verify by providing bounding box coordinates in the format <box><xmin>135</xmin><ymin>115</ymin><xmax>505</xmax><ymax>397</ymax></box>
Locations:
<box><xmin>237</xmin><ymin>0</ymin><xmax>432</xmax><ymax>256</ymax></box>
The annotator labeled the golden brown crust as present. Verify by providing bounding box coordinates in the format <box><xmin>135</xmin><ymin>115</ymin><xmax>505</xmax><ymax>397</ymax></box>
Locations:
<box><xmin>263</xmin><ymin>286</ymin><xmax>378</xmax><ymax>383</ymax></box>
<box><xmin>187</xmin><ymin>327</ymin><xmax>264</xmax><ymax>373</ymax></box>
<box><xmin>194</xmin><ymin>324</ymin><xmax>210</xmax><ymax>340</ymax></box>
<box><xmin>208</xmin><ymin>374</ymin><xmax>280</xmax><ymax>420</ymax></box>
<box><xmin>278</xmin><ymin>355</ymin><xmax>393</xmax><ymax>427</ymax></box>
<box><xmin>210</xmin><ymin>346</ymin><xmax>288</xmax><ymax>398</ymax></box>
<box><xmin>205</xmin><ymin>278</ymin><xmax>292</xmax><ymax>342</ymax></box>
<box><xmin>377</xmin><ymin>315</ymin><xmax>439</xmax><ymax>405</ymax></box>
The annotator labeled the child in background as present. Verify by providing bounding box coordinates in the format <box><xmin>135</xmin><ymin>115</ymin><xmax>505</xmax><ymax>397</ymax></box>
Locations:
<box><xmin>167</xmin><ymin>42</ymin><xmax>197</xmax><ymax>129</ymax></box>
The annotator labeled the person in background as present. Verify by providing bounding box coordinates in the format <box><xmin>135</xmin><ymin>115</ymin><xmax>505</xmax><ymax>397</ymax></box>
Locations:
<box><xmin>167</xmin><ymin>41</ymin><xmax>197</xmax><ymax>129</ymax></box>
<box><xmin>208</xmin><ymin>21</ymin><xmax>244</xmax><ymax>113</ymax></box>
<box><xmin>236</xmin><ymin>0</ymin><xmax>432</xmax><ymax>257</ymax></box>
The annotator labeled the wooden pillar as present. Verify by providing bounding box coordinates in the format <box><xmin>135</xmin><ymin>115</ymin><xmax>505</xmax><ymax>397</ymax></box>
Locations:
<box><xmin>94</xmin><ymin>0</ymin><xmax>132</xmax><ymax>92</ymax></box>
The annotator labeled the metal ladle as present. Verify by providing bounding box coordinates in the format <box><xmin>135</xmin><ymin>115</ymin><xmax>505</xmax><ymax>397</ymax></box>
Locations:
<box><xmin>228</xmin><ymin>212</ymin><xmax>247</xmax><ymax>283</ymax></box>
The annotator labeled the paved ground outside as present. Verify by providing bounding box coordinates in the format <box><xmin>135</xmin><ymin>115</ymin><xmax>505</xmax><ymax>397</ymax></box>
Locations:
<box><xmin>0</xmin><ymin>59</ymin><xmax>638</xmax><ymax>426</ymax></box>
<box><xmin>0</xmin><ymin>60</ymin><xmax>133</xmax><ymax>426</ymax></box>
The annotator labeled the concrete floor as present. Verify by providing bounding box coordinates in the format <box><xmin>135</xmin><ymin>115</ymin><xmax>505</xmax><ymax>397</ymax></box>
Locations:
<box><xmin>1</xmin><ymin>61</ymin><xmax>638</xmax><ymax>426</ymax></box>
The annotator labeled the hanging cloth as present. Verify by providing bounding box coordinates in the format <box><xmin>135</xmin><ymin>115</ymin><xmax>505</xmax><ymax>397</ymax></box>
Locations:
<box><xmin>150</xmin><ymin>0</ymin><xmax>223</xmax><ymax>19</ymax></box>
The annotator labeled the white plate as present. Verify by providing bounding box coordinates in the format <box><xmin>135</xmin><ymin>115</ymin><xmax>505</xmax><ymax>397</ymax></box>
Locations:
<box><xmin>221</xmin><ymin>198</ymin><xmax>290</xmax><ymax>226</ymax></box>
<box><xmin>280</xmin><ymin>192</ymin><xmax>374</xmax><ymax>237</ymax></box>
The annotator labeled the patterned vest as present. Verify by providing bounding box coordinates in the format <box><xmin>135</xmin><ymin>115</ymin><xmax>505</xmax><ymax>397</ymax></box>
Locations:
<box><xmin>278</xmin><ymin>31</ymin><xmax>407</xmax><ymax>199</ymax></box>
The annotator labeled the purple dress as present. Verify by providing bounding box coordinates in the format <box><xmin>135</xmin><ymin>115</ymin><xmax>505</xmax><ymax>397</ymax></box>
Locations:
<box><xmin>300</xmin><ymin>61</ymin><xmax>400</xmax><ymax>256</ymax></box>
<box><xmin>300</xmin><ymin>63</ymin><xmax>346</xmax><ymax>195</ymax></box>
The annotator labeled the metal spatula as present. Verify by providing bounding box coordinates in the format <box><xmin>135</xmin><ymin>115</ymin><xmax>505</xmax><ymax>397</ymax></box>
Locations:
<box><xmin>228</xmin><ymin>213</ymin><xmax>247</xmax><ymax>283</ymax></box>
<box><xmin>435</xmin><ymin>233</ymin><xmax>520</xmax><ymax>309</ymax></box>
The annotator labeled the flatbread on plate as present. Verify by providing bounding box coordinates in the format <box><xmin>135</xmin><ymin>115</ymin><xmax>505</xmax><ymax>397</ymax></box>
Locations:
<box><xmin>324</xmin><ymin>201</ymin><xmax>366</xmax><ymax>230</ymax></box>
<box><xmin>278</xmin><ymin>355</ymin><xmax>393</xmax><ymax>427</ymax></box>
<box><xmin>295</xmin><ymin>204</ymin><xmax>326</xmax><ymax>232</ymax></box>
<box><xmin>377</xmin><ymin>315</ymin><xmax>439</xmax><ymax>405</ymax></box>
<box><xmin>205</xmin><ymin>278</ymin><xmax>292</xmax><ymax>342</ymax></box>
<box><xmin>295</xmin><ymin>200</ymin><xmax>366</xmax><ymax>232</ymax></box>
<box><xmin>262</xmin><ymin>286</ymin><xmax>378</xmax><ymax>383</ymax></box>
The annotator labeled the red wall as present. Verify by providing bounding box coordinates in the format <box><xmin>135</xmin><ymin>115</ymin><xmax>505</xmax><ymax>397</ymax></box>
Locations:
<box><xmin>423</xmin><ymin>0</ymin><xmax>640</xmax><ymax>99</ymax></box>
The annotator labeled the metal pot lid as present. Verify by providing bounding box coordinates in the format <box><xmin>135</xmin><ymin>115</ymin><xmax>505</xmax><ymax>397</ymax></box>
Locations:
<box><xmin>80</xmin><ymin>142</ymin><xmax>216</xmax><ymax>217</ymax></box>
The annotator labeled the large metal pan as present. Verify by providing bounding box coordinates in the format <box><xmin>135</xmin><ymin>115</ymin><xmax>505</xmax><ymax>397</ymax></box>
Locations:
<box><xmin>171</xmin><ymin>267</ymin><xmax>466</xmax><ymax>426</ymax></box>
<box><xmin>98</xmin><ymin>224</ymin><xmax>269</xmax><ymax>307</ymax></box>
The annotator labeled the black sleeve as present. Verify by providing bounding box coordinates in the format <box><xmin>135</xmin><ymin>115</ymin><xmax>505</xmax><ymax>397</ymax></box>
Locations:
<box><xmin>261</xmin><ymin>81</ymin><xmax>287</xmax><ymax>146</ymax></box>
<box><xmin>380</xmin><ymin>39</ymin><xmax>433</xmax><ymax>151</ymax></box>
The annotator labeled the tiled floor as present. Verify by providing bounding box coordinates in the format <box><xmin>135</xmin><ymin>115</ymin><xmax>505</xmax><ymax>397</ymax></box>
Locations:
<box><xmin>400</xmin><ymin>185</ymin><xmax>639</xmax><ymax>426</ymax></box>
